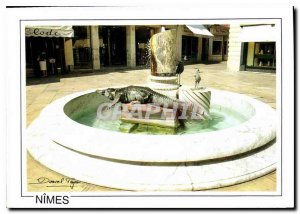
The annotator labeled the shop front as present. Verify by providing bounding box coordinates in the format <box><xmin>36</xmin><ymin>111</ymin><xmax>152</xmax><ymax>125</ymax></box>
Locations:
<box><xmin>243</xmin><ymin>42</ymin><xmax>276</xmax><ymax>71</ymax></box>
<box><xmin>25</xmin><ymin>26</ymin><xmax>74</xmax><ymax>77</ymax></box>
<box><xmin>181</xmin><ymin>25</ymin><xmax>213</xmax><ymax>64</ymax></box>
<box><xmin>25</xmin><ymin>25</ymin><xmax>218</xmax><ymax>77</ymax></box>
<box><xmin>98</xmin><ymin>26</ymin><xmax>127</xmax><ymax>67</ymax></box>
<box><xmin>208</xmin><ymin>25</ymin><xmax>229</xmax><ymax>62</ymax></box>
<box><xmin>182</xmin><ymin>35</ymin><xmax>199</xmax><ymax>63</ymax></box>
<box><xmin>239</xmin><ymin>24</ymin><xmax>277</xmax><ymax>72</ymax></box>
<box><xmin>72</xmin><ymin>26</ymin><xmax>92</xmax><ymax>69</ymax></box>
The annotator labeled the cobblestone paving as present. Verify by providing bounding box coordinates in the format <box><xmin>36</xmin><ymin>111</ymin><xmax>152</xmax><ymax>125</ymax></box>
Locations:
<box><xmin>26</xmin><ymin>62</ymin><xmax>277</xmax><ymax>191</ymax></box>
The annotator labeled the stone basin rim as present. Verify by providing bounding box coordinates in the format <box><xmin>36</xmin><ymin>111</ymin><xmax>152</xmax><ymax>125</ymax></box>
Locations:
<box><xmin>27</xmin><ymin>129</ymin><xmax>276</xmax><ymax>191</ymax></box>
<box><xmin>31</xmin><ymin>87</ymin><xmax>277</xmax><ymax>163</ymax></box>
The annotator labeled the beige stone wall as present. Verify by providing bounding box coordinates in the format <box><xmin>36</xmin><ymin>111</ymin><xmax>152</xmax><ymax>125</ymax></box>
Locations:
<box><xmin>126</xmin><ymin>26</ymin><xmax>136</xmax><ymax>67</ymax></box>
<box><xmin>197</xmin><ymin>37</ymin><xmax>202</xmax><ymax>62</ymax></box>
<box><xmin>64</xmin><ymin>38</ymin><xmax>74</xmax><ymax>70</ymax></box>
<box><xmin>246</xmin><ymin>42</ymin><xmax>255</xmax><ymax>66</ymax></box>
<box><xmin>208</xmin><ymin>38</ymin><xmax>213</xmax><ymax>56</ymax></box>
<box><xmin>227</xmin><ymin>24</ymin><xmax>242</xmax><ymax>72</ymax></box>
<box><xmin>91</xmin><ymin>26</ymin><xmax>100</xmax><ymax>70</ymax></box>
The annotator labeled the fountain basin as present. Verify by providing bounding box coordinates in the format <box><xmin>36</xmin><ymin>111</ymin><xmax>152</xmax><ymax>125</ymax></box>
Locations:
<box><xmin>27</xmin><ymin>87</ymin><xmax>277</xmax><ymax>191</ymax></box>
<box><xmin>30</xmin><ymin>87</ymin><xmax>276</xmax><ymax>163</ymax></box>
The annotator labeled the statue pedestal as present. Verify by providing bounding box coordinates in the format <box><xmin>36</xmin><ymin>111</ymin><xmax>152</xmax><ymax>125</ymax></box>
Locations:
<box><xmin>148</xmin><ymin>75</ymin><xmax>179</xmax><ymax>98</ymax></box>
<box><xmin>148</xmin><ymin>29</ymin><xmax>179</xmax><ymax>98</ymax></box>
<box><xmin>178</xmin><ymin>86</ymin><xmax>211</xmax><ymax>118</ymax></box>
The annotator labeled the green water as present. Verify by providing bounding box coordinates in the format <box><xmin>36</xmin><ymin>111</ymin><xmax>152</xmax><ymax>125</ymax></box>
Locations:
<box><xmin>74</xmin><ymin>105</ymin><xmax>249</xmax><ymax>135</ymax></box>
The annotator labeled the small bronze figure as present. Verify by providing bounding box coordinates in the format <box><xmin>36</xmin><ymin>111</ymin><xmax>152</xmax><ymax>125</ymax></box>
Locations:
<box><xmin>175</xmin><ymin>61</ymin><xmax>184</xmax><ymax>86</ymax></box>
<box><xmin>194</xmin><ymin>69</ymin><xmax>201</xmax><ymax>89</ymax></box>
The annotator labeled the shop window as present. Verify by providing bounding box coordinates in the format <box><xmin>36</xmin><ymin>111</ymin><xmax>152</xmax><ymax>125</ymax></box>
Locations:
<box><xmin>25</xmin><ymin>37</ymin><xmax>66</xmax><ymax>76</ymax></box>
<box><xmin>182</xmin><ymin>36</ymin><xmax>198</xmax><ymax>61</ymax></box>
<box><xmin>253</xmin><ymin>42</ymin><xmax>276</xmax><ymax>68</ymax></box>
<box><xmin>73</xmin><ymin>26</ymin><xmax>92</xmax><ymax>69</ymax></box>
<box><xmin>98</xmin><ymin>26</ymin><xmax>126</xmax><ymax>66</ymax></box>
<box><xmin>212</xmin><ymin>41</ymin><xmax>222</xmax><ymax>55</ymax></box>
<box><xmin>136</xmin><ymin>27</ymin><xmax>152</xmax><ymax>66</ymax></box>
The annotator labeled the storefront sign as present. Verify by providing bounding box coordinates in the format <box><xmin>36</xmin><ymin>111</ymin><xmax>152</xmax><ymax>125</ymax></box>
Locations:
<box><xmin>25</xmin><ymin>26</ymin><xmax>74</xmax><ymax>38</ymax></box>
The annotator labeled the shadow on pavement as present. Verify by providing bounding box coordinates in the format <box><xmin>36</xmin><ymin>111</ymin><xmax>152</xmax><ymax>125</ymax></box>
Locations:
<box><xmin>26</xmin><ymin>66</ymin><xmax>150</xmax><ymax>86</ymax></box>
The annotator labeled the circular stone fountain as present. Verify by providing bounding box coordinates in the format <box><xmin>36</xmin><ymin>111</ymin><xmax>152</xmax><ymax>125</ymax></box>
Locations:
<box><xmin>27</xmin><ymin>29</ymin><xmax>276</xmax><ymax>191</ymax></box>
<box><xmin>27</xmin><ymin>87</ymin><xmax>276</xmax><ymax>191</ymax></box>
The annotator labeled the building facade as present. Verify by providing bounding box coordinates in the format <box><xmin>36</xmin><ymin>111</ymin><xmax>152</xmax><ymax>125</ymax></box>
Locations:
<box><xmin>207</xmin><ymin>25</ymin><xmax>229</xmax><ymax>62</ymax></box>
<box><xmin>227</xmin><ymin>24</ymin><xmax>277</xmax><ymax>72</ymax></box>
<box><xmin>26</xmin><ymin>24</ymin><xmax>278</xmax><ymax>78</ymax></box>
<box><xmin>26</xmin><ymin>24</ymin><xmax>232</xmax><ymax>77</ymax></box>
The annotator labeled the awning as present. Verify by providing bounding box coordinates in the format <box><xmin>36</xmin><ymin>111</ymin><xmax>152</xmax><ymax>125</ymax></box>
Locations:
<box><xmin>186</xmin><ymin>25</ymin><xmax>214</xmax><ymax>38</ymax></box>
<box><xmin>25</xmin><ymin>26</ymin><xmax>74</xmax><ymax>38</ymax></box>
<box><xmin>239</xmin><ymin>25</ymin><xmax>277</xmax><ymax>42</ymax></box>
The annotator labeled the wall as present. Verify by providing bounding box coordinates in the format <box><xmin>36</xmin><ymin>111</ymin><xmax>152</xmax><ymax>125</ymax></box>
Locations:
<box><xmin>126</xmin><ymin>26</ymin><xmax>136</xmax><ymax>67</ymax></box>
<box><xmin>197</xmin><ymin>37</ymin><xmax>202</xmax><ymax>61</ymax></box>
<box><xmin>227</xmin><ymin>24</ymin><xmax>242</xmax><ymax>72</ymax></box>
<box><xmin>91</xmin><ymin>26</ymin><xmax>100</xmax><ymax>70</ymax></box>
<box><xmin>246</xmin><ymin>42</ymin><xmax>255</xmax><ymax>66</ymax></box>
<box><xmin>64</xmin><ymin>38</ymin><xmax>74</xmax><ymax>71</ymax></box>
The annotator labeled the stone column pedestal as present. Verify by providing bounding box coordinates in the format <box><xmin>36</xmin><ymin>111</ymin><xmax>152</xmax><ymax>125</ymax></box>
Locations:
<box><xmin>148</xmin><ymin>75</ymin><xmax>179</xmax><ymax>98</ymax></box>
<box><xmin>148</xmin><ymin>29</ymin><xmax>180</xmax><ymax>98</ymax></box>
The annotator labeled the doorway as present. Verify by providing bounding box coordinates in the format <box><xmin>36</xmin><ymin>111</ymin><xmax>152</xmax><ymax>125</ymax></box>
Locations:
<box><xmin>99</xmin><ymin>26</ymin><xmax>127</xmax><ymax>67</ymax></box>
<box><xmin>181</xmin><ymin>35</ymin><xmax>198</xmax><ymax>63</ymax></box>
<box><xmin>26</xmin><ymin>37</ymin><xmax>65</xmax><ymax>77</ymax></box>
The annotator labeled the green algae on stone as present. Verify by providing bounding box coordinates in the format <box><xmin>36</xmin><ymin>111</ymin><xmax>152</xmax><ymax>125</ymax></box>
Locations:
<box><xmin>119</xmin><ymin>122</ymin><xmax>138</xmax><ymax>133</ymax></box>
<box><xmin>131</xmin><ymin>123</ymin><xmax>177</xmax><ymax>135</ymax></box>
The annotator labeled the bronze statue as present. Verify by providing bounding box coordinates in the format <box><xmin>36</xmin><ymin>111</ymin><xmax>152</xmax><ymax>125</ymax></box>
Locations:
<box><xmin>176</xmin><ymin>61</ymin><xmax>184</xmax><ymax>86</ymax></box>
<box><xmin>194</xmin><ymin>69</ymin><xmax>201</xmax><ymax>89</ymax></box>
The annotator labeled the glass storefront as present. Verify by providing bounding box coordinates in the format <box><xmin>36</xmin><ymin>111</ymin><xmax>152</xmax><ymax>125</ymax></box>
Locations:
<box><xmin>72</xmin><ymin>26</ymin><xmax>92</xmax><ymax>69</ymax></box>
<box><xmin>25</xmin><ymin>37</ymin><xmax>65</xmax><ymax>77</ymax></box>
<box><xmin>244</xmin><ymin>42</ymin><xmax>276</xmax><ymax>71</ymax></box>
<box><xmin>253</xmin><ymin>42</ymin><xmax>276</xmax><ymax>67</ymax></box>
<box><xmin>182</xmin><ymin>35</ymin><xmax>198</xmax><ymax>63</ymax></box>
<box><xmin>26</xmin><ymin>25</ymin><xmax>216</xmax><ymax>77</ymax></box>
<box><xmin>98</xmin><ymin>26</ymin><xmax>127</xmax><ymax>66</ymax></box>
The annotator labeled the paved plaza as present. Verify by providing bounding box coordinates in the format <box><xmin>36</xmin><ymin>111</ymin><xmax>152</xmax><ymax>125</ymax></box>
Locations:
<box><xmin>26</xmin><ymin>62</ymin><xmax>277</xmax><ymax>191</ymax></box>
